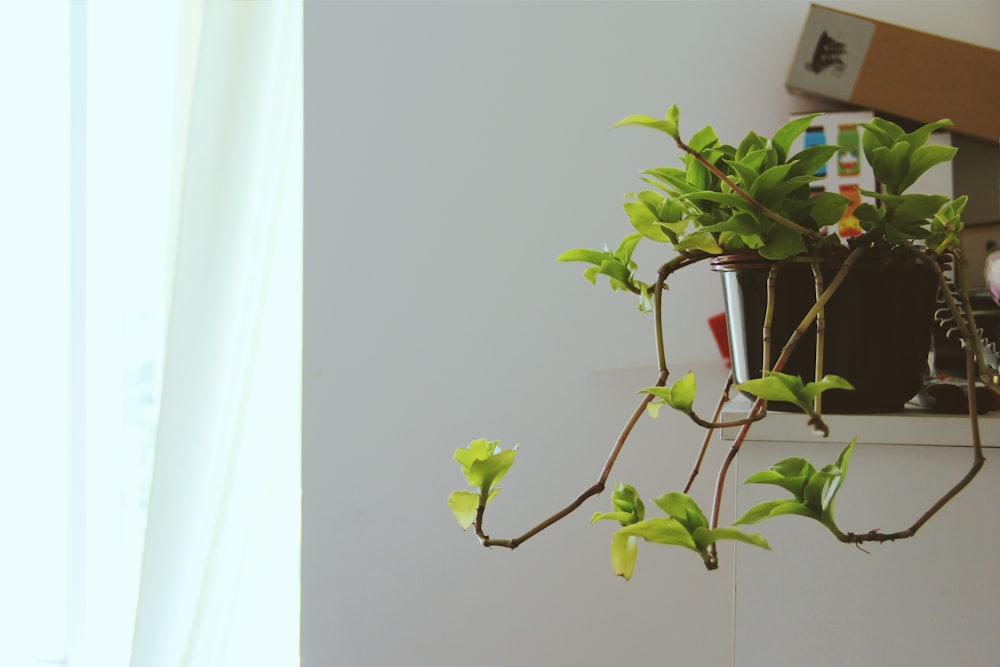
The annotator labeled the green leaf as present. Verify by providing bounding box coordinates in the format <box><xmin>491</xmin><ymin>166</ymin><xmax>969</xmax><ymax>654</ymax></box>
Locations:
<box><xmin>744</xmin><ymin>456</ymin><xmax>816</xmax><ymax>500</ymax></box>
<box><xmin>583</xmin><ymin>265</ymin><xmax>600</xmax><ymax>285</ymax></box>
<box><xmin>874</xmin><ymin>141</ymin><xmax>911</xmax><ymax>194</ymax></box>
<box><xmin>614</xmin><ymin>232</ymin><xmax>643</xmax><ymax>265</ymax></box>
<box><xmin>454</xmin><ymin>438</ymin><xmax>499</xmax><ymax>474</ymax></box>
<box><xmin>641</xmin><ymin>372</ymin><xmax>696</xmax><ymax>416</ymax></box>
<box><xmin>756</xmin><ymin>174</ymin><xmax>816</xmax><ymax>208</ymax></box>
<box><xmin>734</xmin><ymin>373</ymin><xmax>805</xmax><ymax>408</ymax></box>
<box><xmin>749</xmin><ymin>162</ymin><xmax>796</xmax><ymax>201</ymax></box>
<box><xmin>899</xmin><ymin>143</ymin><xmax>958</xmax><ymax>193</ymax></box>
<box><xmin>890</xmin><ymin>194</ymin><xmax>949</xmax><ymax>226</ymax></box>
<box><xmin>610</xmin><ymin>532</ymin><xmax>639</xmax><ymax>580</ymax></box>
<box><xmin>735</xmin><ymin>372</ymin><xmax>853</xmax><ymax>415</ymax></box>
<box><xmin>772</xmin><ymin>113</ymin><xmax>822</xmax><ymax>162</ymax></box>
<box><xmin>625</xmin><ymin>201</ymin><xmax>675</xmax><ymax>243</ymax></box>
<box><xmin>651</xmin><ymin>491</ymin><xmax>708</xmax><ymax>532</ymax></box>
<box><xmin>592</xmin><ymin>482</ymin><xmax>645</xmax><ymax>526</ymax></box>
<box><xmin>726</xmin><ymin>158</ymin><xmax>761</xmax><ymax>190</ymax></box>
<box><xmin>733</xmin><ymin>498</ymin><xmax>821</xmax><ymax>525</ymax></box>
<box><xmin>801</xmin><ymin>374</ymin><xmax>854</xmax><ymax>402</ymax></box>
<box><xmin>448</xmin><ymin>490</ymin><xmax>480</xmax><ymax>530</ymax></box>
<box><xmin>807</xmin><ymin>191</ymin><xmax>851</xmax><ymax>227</ymax></box>
<box><xmin>674</xmin><ymin>231</ymin><xmax>723</xmax><ymax>255</ymax></box>
<box><xmin>619</xmin><ymin>518</ymin><xmax>699</xmax><ymax>551</ymax></box>
<box><xmin>802</xmin><ymin>466</ymin><xmax>839</xmax><ymax>511</ymax></box>
<box><xmin>691</xmin><ymin>526</ymin><xmax>771</xmax><ymax>552</ymax></box>
<box><xmin>642</xmin><ymin>167</ymin><xmax>695</xmax><ymax>194</ymax></box>
<box><xmin>466</xmin><ymin>449</ymin><xmax>516</xmax><ymax>490</ymax></box>
<box><xmin>687</xmin><ymin>124</ymin><xmax>719</xmax><ymax>153</ymax></box>
<box><xmin>557</xmin><ymin>248</ymin><xmax>611</xmax><ymax>266</ymax></box>
<box><xmin>737</xmin><ymin>131</ymin><xmax>766</xmax><ymax>160</ymax></box>
<box><xmin>758</xmin><ymin>225</ymin><xmax>806</xmax><ymax>260</ymax></box>
<box><xmin>822</xmin><ymin>438</ymin><xmax>857</xmax><ymax>514</ymax></box>
<box><xmin>685</xmin><ymin>156</ymin><xmax>712</xmax><ymax>190</ymax></box>
<box><xmin>665</xmin><ymin>104</ymin><xmax>681</xmax><ymax>134</ymax></box>
<box><xmin>901</xmin><ymin>119</ymin><xmax>953</xmax><ymax>151</ymax></box>
<box><xmin>788</xmin><ymin>144</ymin><xmax>840</xmax><ymax>177</ymax></box>
<box><xmin>597</xmin><ymin>259</ymin><xmax>632</xmax><ymax>287</ymax></box>
<box><xmin>612</xmin><ymin>113</ymin><xmax>678</xmax><ymax>140</ymax></box>
<box><xmin>592</xmin><ymin>510</ymin><xmax>636</xmax><ymax>525</ymax></box>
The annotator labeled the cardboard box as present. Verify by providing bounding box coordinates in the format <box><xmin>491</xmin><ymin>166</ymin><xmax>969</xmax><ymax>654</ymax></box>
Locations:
<box><xmin>786</xmin><ymin>4</ymin><xmax>1000</xmax><ymax>143</ymax></box>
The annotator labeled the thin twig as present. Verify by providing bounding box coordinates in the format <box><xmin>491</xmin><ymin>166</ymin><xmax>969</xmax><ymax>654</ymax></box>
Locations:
<box><xmin>683</xmin><ymin>374</ymin><xmax>735</xmax><ymax>494</ymax></box>
<box><xmin>812</xmin><ymin>261</ymin><xmax>825</xmax><ymax>416</ymax></box>
<box><xmin>476</xmin><ymin>370</ymin><xmax>668</xmax><ymax>549</ymax></box>
<box><xmin>709</xmin><ymin>245</ymin><xmax>869</xmax><ymax>533</ymax></box>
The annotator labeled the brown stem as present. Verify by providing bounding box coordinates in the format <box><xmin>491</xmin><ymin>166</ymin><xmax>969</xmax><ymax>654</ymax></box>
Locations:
<box><xmin>812</xmin><ymin>262</ymin><xmax>825</xmax><ymax>416</ymax></box>
<box><xmin>476</xmin><ymin>369</ymin><xmax>668</xmax><ymax>549</ymax></box>
<box><xmin>683</xmin><ymin>374</ymin><xmax>735</xmax><ymax>494</ymax></box>
<box><xmin>835</xmin><ymin>250</ymin><xmax>987</xmax><ymax>544</ymax></box>
<box><xmin>709</xmin><ymin>245</ymin><xmax>868</xmax><ymax>533</ymax></box>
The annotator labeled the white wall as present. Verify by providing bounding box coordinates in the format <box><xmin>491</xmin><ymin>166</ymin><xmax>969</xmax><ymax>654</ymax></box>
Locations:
<box><xmin>303</xmin><ymin>3</ymin><xmax>1000</xmax><ymax>665</ymax></box>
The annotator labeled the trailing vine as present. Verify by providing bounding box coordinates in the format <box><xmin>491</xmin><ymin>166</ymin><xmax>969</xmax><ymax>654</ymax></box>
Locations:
<box><xmin>448</xmin><ymin>106</ymin><xmax>992</xmax><ymax>578</ymax></box>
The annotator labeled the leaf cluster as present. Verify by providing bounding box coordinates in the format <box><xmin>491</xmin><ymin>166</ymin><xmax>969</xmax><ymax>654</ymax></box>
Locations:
<box><xmin>735</xmin><ymin>439</ymin><xmax>856</xmax><ymax>538</ymax></box>
<box><xmin>448</xmin><ymin>438</ymin><xmax>517</xmax><ymax>530</ymax></box>
<box><xmin>593</xmin><ymin>484</ymin><xmax>769</xmax><ymax>578</ymax></box>
<box><xmin>560</xmin><ymin>106</ymin><xmax>966</xmax><ymax>307</ymax></box>
<box><xmin>854</xmin><ymin>117</ymin><xmax>966</xmax><ymax>246</ymax></box>
<box><xmin>734</xmin><ymin>372</ymin><xmax>853</xmax><ymax>435</ymax></box>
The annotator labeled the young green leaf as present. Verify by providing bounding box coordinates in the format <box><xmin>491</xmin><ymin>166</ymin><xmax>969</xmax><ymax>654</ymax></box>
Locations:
<box><xmin>734</xmin><ymin>439</ymin><xmax>857</xmax><ymax>538</ymax></box>
<box><xmin>758</xmin><ymin>225</ymin><xmax>807</xmax><ymax>260</ymax></box>
<box><xmin>641</xmin><ymin>372</ymin><xmax>697</xmax><ymax>417</ymax></box>
<box><xmin>674</xmin><ymin>231</ymin><xmax>723</xmax><ymax>255</ymax></box>
<box><xmin>556</xmin><ymin>248</ymin><xmax>612</xmax><ymax>266</ymax></box>
<box><xmin>898</xmin><ymin>143</ymin><xmax>958</xmax><ymax>193</ymax></box>
<box><xmin>821</xmin><ymin>438</ymin><xmax>856</xmax><ymax>516</ymax></box>
<box><xmin>610</xmin><ymin>532</ymin><xmax>639</xmax><ymax>580</ymax></box>
<box><xmin>448</xmin><ymin>490</ymin><xmax>480</xmax><ymax>530</ymax></box>
<box><xmin>612</xmin><ymin>114</ymin><xmax>679</xmax><ymax>141</ymax></box>
<box><xmin>598</xmin><ymin>490</ymin><xmax>769</xmax><ymax>576</ymax></box>
<box><xmin>651</xmin><ymin>491</ymin><xmax>708</xmax><ymax>533</ymax></box>
<box><xmin>734</xmin><ymin>372</ymin><xmax>853</xmax><ymax>413</ymax></box>
<box><xmin>591</xmin><ymin>482</ymin><xmax>645</xmax><ymax>526</ymax></box>
<box><xmin>733</xmin><ymin>498</ymin><xmax>820</xmax><ymax>525</ymax></box>
<box><xmin>771</xmin><ymin>113</ymin><xmax>822</xmax><ymax>162</ymax></box>
<box><xmin>744</xmin><ymin>456</ymin><xmax>816</xmax><ymax>500</ymax></box>
<box><xmin>691</xmin><ymin>526</ymin><xmax>771</xmax><ymax>552</ymax></box>
<box><xmin>454</xmin><ymin>438</ymin><xmax>517</xmax><ymax>493</ymax></box>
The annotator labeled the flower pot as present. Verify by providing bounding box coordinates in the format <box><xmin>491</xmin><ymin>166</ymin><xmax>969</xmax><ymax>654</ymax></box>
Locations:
<box><xmin>711</xmin><ymin>251</ymin><xmax>941</xmax><ymax>414</ymax></box>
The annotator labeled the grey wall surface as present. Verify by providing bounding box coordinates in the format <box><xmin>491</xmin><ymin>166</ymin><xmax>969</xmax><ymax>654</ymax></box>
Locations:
<box><xmin>303</xmin><ymin>3</ymin><xmax>1000</xmax><ymax>665</ymax></box>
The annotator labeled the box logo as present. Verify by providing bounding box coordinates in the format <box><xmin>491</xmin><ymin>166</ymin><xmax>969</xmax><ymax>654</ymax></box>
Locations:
<box><xmin>805</xmin><ymin>31</ymin><xmax>848</xmax><ymax>76</ymax></box>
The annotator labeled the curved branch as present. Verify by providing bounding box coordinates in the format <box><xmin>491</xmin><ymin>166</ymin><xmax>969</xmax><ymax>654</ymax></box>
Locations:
<box><xmin>476</xmin><ymin>369</ymin><xmax>667</xmax><ymax>549</ymax></box>
<box><xmin>834</xmin><ymin>248</ymin><xmax>986</xmax><ymax>545</ymax></box>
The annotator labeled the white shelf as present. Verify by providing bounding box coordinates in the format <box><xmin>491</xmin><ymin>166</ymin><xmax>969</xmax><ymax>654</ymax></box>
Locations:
<box><xmin>720</xmin><ymin>396</ymin><xmax>1000</xmax><ymax>448</ymax></box>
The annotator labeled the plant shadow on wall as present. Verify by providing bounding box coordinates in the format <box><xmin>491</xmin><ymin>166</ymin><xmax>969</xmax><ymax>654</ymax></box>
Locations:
<box><xmin>448</xmin><ymin>105</ymin><xmax>996</xmax><ymax>578</ymax></box>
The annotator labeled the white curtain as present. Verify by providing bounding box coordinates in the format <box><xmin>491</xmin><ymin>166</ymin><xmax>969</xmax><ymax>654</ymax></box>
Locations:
<box><xmin>128</xmin><ymin>3</ymin><xmax>302</xmax><ymax>667</ymax></box>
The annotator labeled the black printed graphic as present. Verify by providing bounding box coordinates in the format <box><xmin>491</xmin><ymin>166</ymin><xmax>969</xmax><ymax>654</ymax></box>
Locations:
<box><xmin>805</xmin><ymin>31</ymin><xmax>847</xmax><ymax>76</ymax></box>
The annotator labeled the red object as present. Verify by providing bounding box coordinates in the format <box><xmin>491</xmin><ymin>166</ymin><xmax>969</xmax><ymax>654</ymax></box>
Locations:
<box><xmin>708</xmin><ymin>312</ymin><xmax>730</xmax><ymax>365</ymax></box>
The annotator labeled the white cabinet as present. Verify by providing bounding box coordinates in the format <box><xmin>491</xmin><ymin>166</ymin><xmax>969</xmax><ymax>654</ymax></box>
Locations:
<box><xmin>721</xmin><ymin>401</ymin><xmax>1000</xmax><ymax>666</ymax></box>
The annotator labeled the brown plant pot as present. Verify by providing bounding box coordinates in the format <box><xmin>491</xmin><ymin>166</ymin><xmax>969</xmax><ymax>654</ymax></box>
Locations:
<box><xmin>710</xmin><ymin>250</ymin><xmax>941</xmax><ymax>414</ymax></box>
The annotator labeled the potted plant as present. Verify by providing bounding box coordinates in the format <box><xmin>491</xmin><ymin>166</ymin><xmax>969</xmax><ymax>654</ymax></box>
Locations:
<box><xmin>448</xmin><ymin>105</ymin><xmax>994</xmax><ymax>578</ymax></box>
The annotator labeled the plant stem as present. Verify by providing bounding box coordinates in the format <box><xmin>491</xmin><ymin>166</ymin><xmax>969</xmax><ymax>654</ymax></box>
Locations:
<box><xmin>812</xmin><ymin>262</ymin><xmax>825</xmax><ymax>416</ymax></box>
<box><xmin>832</xmin><ymin>248</ymin><xmax>985</xmax><ymax>544</ymax></box>
<box><xmin>476</xmin><ymin>369</ymin><xmax>667</xmax><ymax>549</ymax></box>
<box><xmin>709</xmin><ymin>245</ymin><xmax>867</xmax><ymax>534</ymax></box>
<box><xmin>683</xmin><ymin>374</ymin><xmax>735</xmax><ymax>494</ymax></box>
